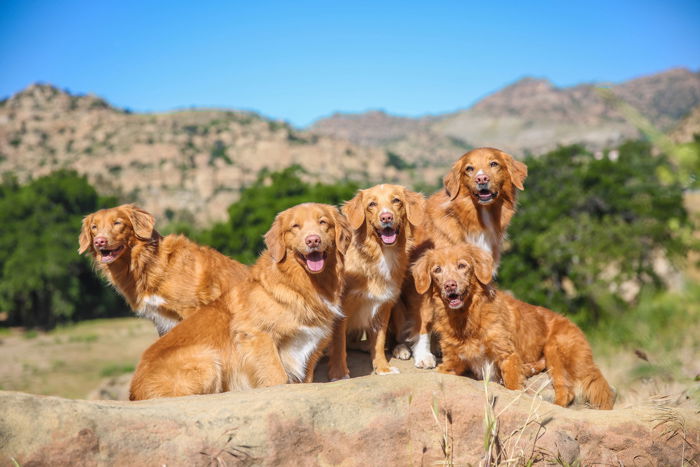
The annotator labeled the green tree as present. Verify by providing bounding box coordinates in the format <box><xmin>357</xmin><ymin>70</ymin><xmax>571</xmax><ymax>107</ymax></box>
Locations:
<box><xmin>200</xmin><ymin>166</ymin><xmax>358</xmax><ymax>264</ymax></box>
<box><xmin>0</xmin><ymin>170</ymin><xmax>123</xmax><ymax>328</ymax></box>
<box><xmin>499</xmin><ymin>142</ymin><xmax>690</xmax><ymax>329</ymax></box>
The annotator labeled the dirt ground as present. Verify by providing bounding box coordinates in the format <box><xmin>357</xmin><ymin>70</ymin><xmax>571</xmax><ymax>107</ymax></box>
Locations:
<box><xmin>0</xmin><ymin>318</ymin><xmax>157</xmax><ymax>399</ymax></box>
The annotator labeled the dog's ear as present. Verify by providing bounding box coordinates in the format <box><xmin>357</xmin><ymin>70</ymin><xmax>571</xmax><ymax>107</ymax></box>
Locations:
<box><xmin>443</xmin><ymin>158</ymin><xmax>463</xmax><ymax>200</ymax></box>
<box><xmin>332</xmin><ymin>208</ymin><xmax>352</xmax><ymax>256</ymax></box>
<box><xmin>78</xmin><ymin>215</ymin><xmax>93</xmax><ymax>254</ymax></box>
<box><xmin>503</xmin><ymin>152</ymin><xmax>527</xmax><ymax>191</ymax></box>
<box><xmin>342</xmin><ymin>190</ymin><xmax>366</xmax><ymax>231</ymax></box>
<box><xmin>404</xmin><ymin>188</ymin><xmax>425</xmax><ymax>227</ymax></box>
<box><xmin>468</xmin><ymin>246</ymin><xmax>494</xmax><ymax>285</ymax></box>
<box><xmin>264</xmin><ymin>214</ymin><xmax>287</xmax><ymax>263</ymax></box>
<box><xmin>412</xmin><ymin>254</ymin><xmax>433</xmax><ymax>295</ymax></box>
<box><xmin>126</xmin><ymin>205</ymin><xmax>156</xmax><ymax>240</ymax></box>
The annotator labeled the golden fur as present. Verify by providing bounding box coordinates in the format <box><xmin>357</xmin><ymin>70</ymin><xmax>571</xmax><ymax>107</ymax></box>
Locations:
<box><xmin>78</xmin><ymin>204</ymin><xmax>247</xmax><ymax>336</ymax></box>
<box><xmin>413</xmin><ymin>244</ymin><xmax>614</xmax><ymax>410</ymax></box>
<box><xmin>395</xmin><ymin>147</ymin><xmax>528</xmax><ymax>368</ymax></box>
<box><xmin>129</xmin><ymin>203</ymin><xmax>351</xmax><ymax>400</ymax></box>
<box><xmin>326</xmin><ymin>184</ymin><xmax>425</xmax><ymax>380</ymax></box>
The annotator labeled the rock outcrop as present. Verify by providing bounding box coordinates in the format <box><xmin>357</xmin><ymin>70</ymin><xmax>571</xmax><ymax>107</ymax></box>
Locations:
<box><xmin>0</xmin><ymin>84</ymin><xmax>398</xmax><ymax>224</ymax></box>
<box><xmin>2</xmin><ymin>373</ymin><xmax>698</xmax><ymax>465</ymax></box>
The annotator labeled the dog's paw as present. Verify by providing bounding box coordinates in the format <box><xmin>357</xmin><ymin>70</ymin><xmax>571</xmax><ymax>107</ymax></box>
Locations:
<box><xmin>375</xmin><ymin>366</ymin><xmax>400</xmax><ymax>376</ymax></box>
<box><xmin>392</xmin><ymin>344</ymin><xmax>412</xmax><ymax>360</ymax></box>
<box><xmin>329</xmin><ymin>374</ymin><xmax>350</xmax><ymax>382</ymax></box>
<box><xmin>413</xmin><ymin>351</ymin><xmax>437</xmax><ymax>369</ymax></box>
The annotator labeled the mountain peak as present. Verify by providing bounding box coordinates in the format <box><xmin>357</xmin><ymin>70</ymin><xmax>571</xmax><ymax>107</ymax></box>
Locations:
<box><xmin>6</xmin><ymin>83</ymin><xmax>114</xmax><ymax>113</ymax></box>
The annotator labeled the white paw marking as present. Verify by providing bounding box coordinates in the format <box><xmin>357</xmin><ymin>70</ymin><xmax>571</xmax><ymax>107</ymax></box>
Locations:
<box><xmin>375</xmin><ymin>366</ymin><xmax>400</xmax><ymax>376</ymax></box>
<box><xmin>330</xmin><ymin>374</ymin><xmax>350</xmax><ymax>382</ymax></box>
<box><xmin>412</xmin><ymin>333</ymin><xmax>437</xmax><ymax>369</ymax></box>
<box><xmin>392</xmin><ymin>344</ymin><xmax>412</xmax><ymax>360</ymax></box>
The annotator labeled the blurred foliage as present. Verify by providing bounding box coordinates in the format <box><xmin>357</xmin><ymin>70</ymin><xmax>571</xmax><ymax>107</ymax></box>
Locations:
<box><xmin>196</xmin><ymin>165</ymin><xmax>358</xmax><ymax>264</ymax></box>
<box><xmin>499</xmin><ymin>142</ymin><xmax>693</xmax><ymax>329</ymax></box>
<box><xmin>0</xmin><ymin>170</ymin><xmax>125</xmax><ymax>329</ymax></box>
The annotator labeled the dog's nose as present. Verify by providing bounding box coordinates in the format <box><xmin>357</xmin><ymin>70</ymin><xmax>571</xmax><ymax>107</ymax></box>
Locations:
<box><xmin>444</xmin><ymin>280</ymin><xmax>457</xmax><ymax>292</ymax></box>
<box><xmin>305</xmin><ymin>234</ymin><xmax>321</xmax><ymax>249</ymax></box>
<box><xmin>94</xmin><ymin>236</ymin><xmax>108</xmax><ymax>248</ymax></box>
<box><xmin>380</xmin><ymin>212</ymin><xmax>394</xmax><ymax>224</ymax></box>
<box><xmin>475</xmin><ymin>173</ymin><xmax>490</xmax><ymax>185</ymax></box>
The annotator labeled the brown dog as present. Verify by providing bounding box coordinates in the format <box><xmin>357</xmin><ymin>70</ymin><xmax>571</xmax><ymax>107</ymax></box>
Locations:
<box><xmin>129</xmin><ymin>203</ymin><xmax>351</xmax><ymax>400</ymax></box>
<box><xmin>395</xmin><ymin>147</ymin><xmax>528</xmax><ymax>368</ymax></box>
<box><xmin>78</xmin><ymin>204</ymin><xmax>247</xmax><ymax>336</ymax></box>
<box><xmin>413</xmin><ymin>244</ymin><xmax>614</xmax><ymax>409</ymax></box>
<box><xmin>326</xmin><ymin>184</ymin><xmax>425</xmax><ymax>381</ymax></box>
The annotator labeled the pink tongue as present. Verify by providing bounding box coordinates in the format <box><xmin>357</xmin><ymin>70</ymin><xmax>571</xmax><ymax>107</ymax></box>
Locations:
<box><xmin>101</xmin><ymin>255</ymin><xmax>112</xmax><ymax>263</ymax></box>
<box><xmin>449</xmin><ymin>298</ymin><xmax>462</xmax><ymax>307</ymax></box>
<box><xmin>305</xmin><ymin>252</ymin><xmax>325</xmax><ymax>272</ymax></box>
<box><xmin>381</xmin><ymin>231</ymin><xmax>397</xmax><ymax>244</ymax></box>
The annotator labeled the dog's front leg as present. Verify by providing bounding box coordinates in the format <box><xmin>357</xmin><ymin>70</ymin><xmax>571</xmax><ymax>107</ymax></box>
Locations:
<box><xmin>499</xmin><ymin>353</ymin><xmax>525</xmax><ymax>390</ymax></box>
<box><xmin>369</xmin><ymin>303</ymin><xmax>399</xmax><ymax>375</ymax></box>
<box><xmin>437</xmin><ymin>344</ymin><xmax>468</xmax><ymax>376</ymax></box>
<box><xmin>412</xmin><ymin>295</ymin><xmax>437</xmax><ymax>369</ymax></box>
<box><xmin>327</xmin><ymin>317</ymin><xmax>350</xmax><ymax>381</ymax></box>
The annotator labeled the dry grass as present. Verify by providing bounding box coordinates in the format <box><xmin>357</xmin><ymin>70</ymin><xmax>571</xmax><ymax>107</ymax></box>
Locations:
<box><xmin>480</xmin><ymin>363</ymin><xmax>553</xmax><ymax>466</ymax></box>
<box><xmin>0</xmin><ymin>317</ymin><xmax>157</xmax><ymax>398</ymax></box>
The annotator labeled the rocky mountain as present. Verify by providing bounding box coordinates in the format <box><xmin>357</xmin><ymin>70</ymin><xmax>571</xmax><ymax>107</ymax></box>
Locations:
<box><xmin>0</xmin><ymin>84</ymin><xmax>406</xmax><ymax>224</ymax></box>
<box><xmin>1</xmin><ymin>69</ymin><xmax>698</xmax><ymax>225</ymax></box>
<box><xmin>311</xmin><ymin>67</ymin><xmax>700</xmax><ymax>157</ymax></box>
<box><xmin>671</xmin><ymin>104</ymin><xmax>700</xmax><ymax>143</ymax></box>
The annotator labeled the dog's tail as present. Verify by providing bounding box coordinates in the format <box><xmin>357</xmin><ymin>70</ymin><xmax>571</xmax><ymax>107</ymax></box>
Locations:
<box><xmin>580</xmin><ymin>368</ymin><xmax>615</xmax><ymax>410</ymax></box>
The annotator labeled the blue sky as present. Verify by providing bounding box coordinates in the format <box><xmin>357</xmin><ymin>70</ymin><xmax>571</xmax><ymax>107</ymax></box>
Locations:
<box><xmin>1</xmin><ymin>1</ymin><xmax>699</xmax><ymax>127</ymax></box>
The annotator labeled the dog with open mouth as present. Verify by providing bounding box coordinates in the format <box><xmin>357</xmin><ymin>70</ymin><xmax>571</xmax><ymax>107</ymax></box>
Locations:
<box><xmin>129</xmin><ymin>203</ymin><xmax>351</xmax><ymax>400</ymax></box>
<box><xmin>78</xmin><ymin>204</ymin><xmax>248</xmax><ymax>336</ymax></box>
<box><xmin>326</xmin><ymin>184</ymin><xmax>425</xmax><ymax>381</ymax></box>
<box><xmin>412</xmin><ymin>243</ymin><xmax>614</xmax><ymax>410</ymax></box>
<box><xmin>393</xmin><ymin>147</ymin><xmax>528</xmax><ymax>369</ymax></box>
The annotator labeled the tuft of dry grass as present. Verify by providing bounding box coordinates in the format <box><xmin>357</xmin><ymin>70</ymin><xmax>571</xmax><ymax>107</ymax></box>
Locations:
<box><xmin>430</xmin><ymin>393</ymin><xmax>454</xmax><ymax>466</ymax></box>
<box><xmin>649</xmin><ymin>406</ymin><xmax>698</xmax><ymax>467</ymax></box>
<box><xmin>480</xmin><ymin>363</ymin><xmax>558</xmax><ymax>466</ymax></box>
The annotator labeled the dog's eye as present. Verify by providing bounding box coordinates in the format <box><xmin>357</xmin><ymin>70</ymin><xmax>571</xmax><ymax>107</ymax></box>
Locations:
<box><xmin>114</xmin><ymin>220</ymin><xmax>122</xmax><ymax>226</ymax></box>
<box><xmin>368</xmin><ymin>201</ymin><xmax>377</xmax><ymax>208</ymax></box>
<box><xmin>292</xmin><ymin>224</ymin><xmax>301</xmax><ymax>230</ymax></box>
<box><xmin>392</xmin><ymin>198</ymin><xmax>401</xmax><ymax>204</ymax></box>
<box><xmin>465</xmin><ymin>166</ymin><xmax>474</xmax><ymax>173</ymax></box>
<box><xmin>489</xmin><ymin>161</ymin><xmax>499</xmax><ymax>168</ymax></box>
<box><xmin>91</xmin><ymin>225</ymin><xmax>97</xmax><ymax>230</ymax></box>
<box><xmin>319</xmin><ymin>219</ymin><xmax>327</xmax><ymax>225</ymax></box>
<box><xmin>433</xmin><ymin>266</ymin><xmax>442</xmax><ymax>274</ymax></box>
<box><xmin>457</xmin><ymin>263</ymin><xmax>467</xmax><ymax>270</ymax></box>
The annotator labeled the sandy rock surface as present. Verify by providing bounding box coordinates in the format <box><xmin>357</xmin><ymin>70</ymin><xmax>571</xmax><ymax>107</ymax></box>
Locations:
<box><xmin>2</xmin><ymin>370</ymin><xmax>698</xmax><ymax>466</ymax></box>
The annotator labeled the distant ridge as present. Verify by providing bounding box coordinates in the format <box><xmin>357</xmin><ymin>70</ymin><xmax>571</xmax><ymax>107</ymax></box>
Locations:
<box><xmin>311</xmin><ymin>67</ymin><xmax>700</xmax><ymax>157</ymax></box>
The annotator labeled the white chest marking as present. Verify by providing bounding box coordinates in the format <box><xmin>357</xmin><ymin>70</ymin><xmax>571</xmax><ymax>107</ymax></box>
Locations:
<box><xmin>322</xmin><ymin>298</ymin><xmax>344</xmax><ymax>318</ymax></box>
<box><xmin>279</xmin><ymin>325</ymin><xmax>330</xmax><ymax>382</ymax></box>
<box><xmin>137</xmin><ymin>294</ymin><xmax>177</xmax><ymax>336</ymax></box>
<box><xmin>467</xmin><ymin>209</ymin><xmax>497</xmax><ymax>255</ymax></box>
<box><xmin>377</xmin><ymin>248</ymin><xmax>398</xmax><ymax>280</ymax></box>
